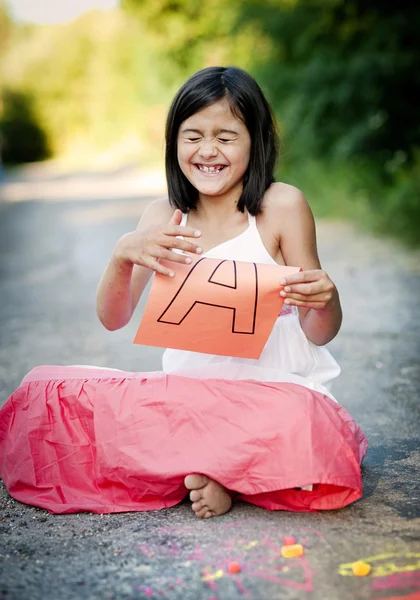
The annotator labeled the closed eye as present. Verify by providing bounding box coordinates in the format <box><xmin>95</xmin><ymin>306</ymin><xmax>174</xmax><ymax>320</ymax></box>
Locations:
<box><xmin>187</xmin><ymin>138</ymin><xmax>201</xmax><ymax>142</ymax></box>
<box><xmin>219</xmin><ymin>138</ymin><xmax>234</xmax><ymax>143</ymax></box>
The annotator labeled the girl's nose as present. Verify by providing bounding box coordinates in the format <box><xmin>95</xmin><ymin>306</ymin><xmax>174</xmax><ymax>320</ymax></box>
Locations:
<box><xmin>198</xmin><ymin>140</ymin><xmax>217</xmax><ymax>158</ymax></box>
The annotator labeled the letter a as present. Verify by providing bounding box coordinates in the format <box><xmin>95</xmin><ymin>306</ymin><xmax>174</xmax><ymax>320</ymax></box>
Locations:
<box><xmin>158</xmin><ymin>258</ymin><xmax>258</xmax><ymax>334</ymax></box>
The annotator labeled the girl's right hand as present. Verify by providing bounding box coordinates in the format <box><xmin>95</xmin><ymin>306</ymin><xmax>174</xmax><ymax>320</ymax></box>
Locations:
<box><xmin>114</xmin><ymin>209</ymin><xmax>203</xmax><ymax>277</ymax></box>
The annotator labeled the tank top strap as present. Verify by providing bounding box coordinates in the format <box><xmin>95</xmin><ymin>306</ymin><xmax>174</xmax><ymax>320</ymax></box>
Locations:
<box><xmin>180</xmin><ymin>212</ymin><xmax>188</xmax><ymax>226</ymax></box>
<box><xmin>247</xmin><ymin>212</ymin><xmax>257</xmax><ymax>228</ymax></box>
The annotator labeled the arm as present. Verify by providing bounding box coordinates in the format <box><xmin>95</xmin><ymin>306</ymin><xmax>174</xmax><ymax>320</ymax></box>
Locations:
<box><xmin>271</xmin><ymin>185</ymin><xmax>342</xmax><ymax>345</ymax></box>
<box><xmin>96</xmin><ymin>200</ymin><xmax>202</xmax><ymax>331</ymax></box>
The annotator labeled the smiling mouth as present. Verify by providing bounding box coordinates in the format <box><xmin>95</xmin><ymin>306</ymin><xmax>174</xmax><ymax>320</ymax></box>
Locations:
<box><xmin>195</xmin><ymin>164</ymin><xmax>227</xmax><ymax>174</ymax></box>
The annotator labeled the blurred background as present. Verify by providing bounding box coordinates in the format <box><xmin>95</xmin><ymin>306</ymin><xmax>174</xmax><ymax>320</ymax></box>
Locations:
<box><xmin>0</xmin><ymin>0</ymin><xmax>419</xmax><ymax>244</ymax></box>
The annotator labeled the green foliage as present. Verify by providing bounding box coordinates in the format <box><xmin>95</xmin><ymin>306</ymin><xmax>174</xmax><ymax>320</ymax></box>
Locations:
<box><xmin>121</xmin><ymin>0</ymin><xmax>267</xmax><ymax>81</ymax></box>
<box><xmin>0</xmin><ymin>0</ymin><xmax>418</xmax><ymax>244</ymax></box>
<box><xmin>366</xmin><ymin>157</ymin><xmax>420</xmax><ymax>246</ymax></box>
<box><xmin>280</xmin><ymin>156</ymin><xmax>420</xmax><ymax>246</ymax></box>
<box><xmin>0</xmin><ymin>10</ymin><xmax>172</xmax><ymax>160</ymax></box>
<box><xmin>233</xmin><ymin>0</ymin><xmax>420</xmax><ymax>245</ymax></box>
<box><xmin>0</xmin><ymin>89</ymin><xmax>50</xmax><ymax>163</ymax></box>
<box><xmin>237</xmin><ymin>0</ymin><xmax>420</xmax><ymax>168</ymax></box>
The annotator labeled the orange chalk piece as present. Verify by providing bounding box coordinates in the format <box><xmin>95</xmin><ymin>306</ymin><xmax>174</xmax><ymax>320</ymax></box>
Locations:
<box><xmin>281</xmin><ymin>544</ymin><xmax>304</xmax><ymax>558</ymax></box>
<box><xmin>352</xmin><ymin>562</ymin><xmax>371</xmax><ymax>576</ymax></box>
<box><xmin>134</xmin><ymin>256</ymin><xmax>301</xmax><ymax>359</ymax></box>
<box><xmin>228</xmin><ymin>562</ymin><xmax>241</xmax><ymax>574</ymax></box>
<box><xmin>283</xmin><ymin>536</ymin><xmax>296</xmax><ymax>546</ymax></box>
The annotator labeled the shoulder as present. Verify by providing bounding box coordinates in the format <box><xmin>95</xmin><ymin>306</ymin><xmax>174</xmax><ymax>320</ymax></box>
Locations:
<box><xmin>263</xmin><ymin>182</ymin><xmax>312</xmax><ymax>217</ymax></box>
<box><xmin>259</xmin><ymin>182</ymin><xmax>315</xmax><ymax>234</ymax></box>
<box><xmin>142</xmin><ymin>197</ymin><xmax>175</xmax><ymax>219</ymax></box>
<box><xmin>260</xmin><ymin>184</ymin><xmax>320</xmax><ymax>269</ymax></box>
<box><xmin>137</xmin><ymin>198</ymin><xmax>176</xmax><ymax>229</ymax></box>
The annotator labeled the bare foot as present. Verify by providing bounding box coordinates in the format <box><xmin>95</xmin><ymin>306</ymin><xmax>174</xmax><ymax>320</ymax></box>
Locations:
<box><xmin>184</xmin><ymin>474</ymin><xmax>233</xmax><ymax>519</ymax></box>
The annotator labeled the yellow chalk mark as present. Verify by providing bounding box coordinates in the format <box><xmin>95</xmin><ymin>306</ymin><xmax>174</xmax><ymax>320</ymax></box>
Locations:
<box><xmin>338</xmin><ymin>552</ymin><xmax>420</xmax><ymax>577</ymax></box>
<box><xmin>202</xmin><ymin>569</ymin><xmax>224</xmax><ymax>582</ymax></box>
<box><xmin>244</xmin><ymin>541</ymin><xmax>259</xmax><ymax>550</ymax></box>
<box><xmin>352</xmin><ymin>562</ymin><xmax>371</xmax><ymax>576</ymax></box>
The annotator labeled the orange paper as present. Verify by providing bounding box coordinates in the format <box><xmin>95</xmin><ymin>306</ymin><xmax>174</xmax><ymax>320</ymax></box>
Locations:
<box><xmin>134</xmin><ymin>256</ymin><xmax>301</xmax><ymax>359</ymax></box>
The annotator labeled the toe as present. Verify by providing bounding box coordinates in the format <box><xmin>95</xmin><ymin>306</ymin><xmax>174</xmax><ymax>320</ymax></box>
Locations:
<box><xmin>195</xmin><ymin>506</ymin><xmax>209</xmax><ymax>518</ymax></box>
<box><xmin>184</xmin><ymin>474</ymin><xmax>209</xmax><ymax>490</ymax></box>
<box><xmin>203</xmin><ymin>510</ymin><xmax>214</xmax><ymax>519</ymax></box>
<box><xmin>189</xmin><ymin>490</ymin><xmax>202</xmax><ymax>502</ymax></box>
<box><xmin>191</xmin><ymin>500</ymin><xmax>203</xmax><ymax>512</ymax></box>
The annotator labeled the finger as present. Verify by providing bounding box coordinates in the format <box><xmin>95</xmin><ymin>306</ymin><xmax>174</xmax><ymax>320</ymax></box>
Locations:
<box><xmin>283</xmin><ymin>298</ymin><xmax>327</xmax><ymax>309</ymax></box>
<box><xmin>280</xmin><ymin>269</ymin><xmax>324</xmax><ymax>286</ymax></box>
<box><xmin>153</xmin><ymin>246</ymin><xmax>193</xmax><ymax>265</ymax></box>
<box><xmin>164</xmin><ymin>224</ymin><xmax>202</xmax><ymax>238</ymax></box>
<box><xmin>136</xmin><ymin>256</ymin><xmax>175</xmax><ymax>277</ymax></box>
<box><xmin>159</xmin><ymin>235</ymin><xmax>203</xmax><ymax>254</ymax></box>
<box><xmin>283</xmin><ymin>292</ymin><xmax>332</xmax><ymax>303</ymax></box>
<box><xmin>169</xmin><ymin>209</ymin><xmax>183</xmax><ymax>226</ymax></box>
<box><xmin>280</xmin><ymin>281</ymin><xmax>327</xmax><ymax>296</ymax></box>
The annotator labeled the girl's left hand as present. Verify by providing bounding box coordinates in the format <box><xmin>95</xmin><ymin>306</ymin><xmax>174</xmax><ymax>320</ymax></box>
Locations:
<box><xmin>280</xmin><ymin>269</ymin><xmax>337</xmax><ymax>310</ymax></box>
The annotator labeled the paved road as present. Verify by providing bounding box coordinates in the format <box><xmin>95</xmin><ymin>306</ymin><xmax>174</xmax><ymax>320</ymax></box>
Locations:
<box><xmin>0</xmin><ymin>170</ymin><xmax>419</xmax><ymax>600</ymax></box>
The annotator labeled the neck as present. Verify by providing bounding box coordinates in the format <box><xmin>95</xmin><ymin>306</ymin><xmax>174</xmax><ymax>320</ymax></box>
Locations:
<box><xmin>196</xmin><ymin>182</ymin><xmax>243</xmax><ymax>219</ymax></box>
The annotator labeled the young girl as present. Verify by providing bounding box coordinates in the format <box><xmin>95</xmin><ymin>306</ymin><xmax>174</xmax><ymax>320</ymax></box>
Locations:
<box><xmin>0</xmin><ymin>66</ymin><xmax>367</xmax><ymax>516</ymax></box>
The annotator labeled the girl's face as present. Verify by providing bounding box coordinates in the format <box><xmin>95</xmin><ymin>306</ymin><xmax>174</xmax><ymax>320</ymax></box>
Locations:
<box><xmin>177</xmin><ymin>98</ymin><xmax>251</xmax><ymax>202</ymax></box>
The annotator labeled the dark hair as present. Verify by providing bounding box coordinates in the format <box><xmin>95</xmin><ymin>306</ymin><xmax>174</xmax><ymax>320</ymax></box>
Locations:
<box><xmin>165</xmin><ymin>66</ymin><xmax>279</xmax><ymax>215</ymax></box>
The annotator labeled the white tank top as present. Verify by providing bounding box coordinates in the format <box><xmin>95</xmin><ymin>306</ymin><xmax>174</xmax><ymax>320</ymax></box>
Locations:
<box><xmin>162</xmin><ymin>211</ymin><xmax>341</xmax><ymax>401</ymax></box>
<box><xmin>179</xmin><ymin>211</ymin><xmax>278</xmax><ymax>265</ymax></box>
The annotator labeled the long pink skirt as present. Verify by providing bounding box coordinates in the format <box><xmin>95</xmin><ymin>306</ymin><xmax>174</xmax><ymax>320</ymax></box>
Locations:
<box><xmin>0</xmin><ymin>366</ymin><xmax>368</xmax><ymax>514</ymax></box>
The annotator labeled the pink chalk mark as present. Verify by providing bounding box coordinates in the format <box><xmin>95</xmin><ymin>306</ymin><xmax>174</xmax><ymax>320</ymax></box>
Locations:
<box><xmin>186</xmin><ymin>546</ymin><xmax>204</xmax><ymax>561</ymax></box>
<box><xmin>234</xmin><ymin>578</ymin><xmax>251</xmax><ymax>596</ymax></box>
<box><xmin>372</xmin><ymin>571</ymin><xmax>420</xmax><ymax>591</ymax></box>
<box><xmin>261</xmin><ymin>535</ymin><xmax>282</xmax><ymax>554</ymax></box>
<box><xmin>168</xmin><ymin>544</ymin><xmax>183</xmax><ymax>558</ymax></box>
<box><xmin>374</xmin><ymin>592</ymin><xmax>420</xmax><ymax>600</ymax></box>
<box><xmin>203</xmin><ymin>573</ymin><xmax>219</xmax><ymax>592</ymax></box>
<box><xmin>247</xmin><ymin>557</ymin><xmax>314</xmax><ymax>592</ymax></box>
<box><xmin>205</xmin><ymin>580</ymin><xmax>219</xmax><ymax>592</ymax></box>
<box><xmin>248</xmin><ymin>571</ymin><xmax>306</xmax><ymax>589</ymax></box>
<box><xmin>138</xmin><ymin>545</ymin><xmax>154</xmax><ymax>558</ymax></box>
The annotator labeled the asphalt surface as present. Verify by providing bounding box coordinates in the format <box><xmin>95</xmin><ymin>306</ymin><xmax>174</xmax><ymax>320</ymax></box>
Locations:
<box><xmin>0</xmin><ymin>168</ymin><xmax>419</xmax><ymax>600</ymax></box>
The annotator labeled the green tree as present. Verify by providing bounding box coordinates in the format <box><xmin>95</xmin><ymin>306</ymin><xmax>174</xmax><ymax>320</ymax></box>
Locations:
<box><xmin>121</xmin><ymin>0</ymin><xmax>266</xmax><ymax>83</ymax></box>
<box><xmin>0</xmin><ymin>89</ymin><xmax>50</xmax><ymax>163</ymax></box>
<box><xmin>237</xmin><ymin>0</ymin><xmax>420</xmax><ymax>169</ymax></box>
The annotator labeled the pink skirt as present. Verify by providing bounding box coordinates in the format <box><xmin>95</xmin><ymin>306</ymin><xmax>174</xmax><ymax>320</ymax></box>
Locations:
<box><xmin>0</xmin><ymin>366</ymin><xmax>367</xmax><ymax>514</ymax></box>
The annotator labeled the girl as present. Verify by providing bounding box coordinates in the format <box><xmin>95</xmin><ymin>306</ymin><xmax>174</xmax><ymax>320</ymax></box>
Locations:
<box><xmin>0</xmin><ymin>67</ymin><xmax>367</xmax><ymax>516</ymax></box>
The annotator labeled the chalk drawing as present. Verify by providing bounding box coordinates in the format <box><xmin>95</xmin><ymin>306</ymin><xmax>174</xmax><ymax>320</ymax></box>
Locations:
<box><xmin>338</xmin><ymin>552</ymin><xmax>420</xmax><ymax>578</ymax></box>
<box><xmin>133</xmin><ymin>523</ymin><xmax>419</xmax><ymax>600</ymax></box>
<box><xmin>372</xmin><ymin>571</ymin><xmax>420</xmax><ymax>590</ymax></box>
